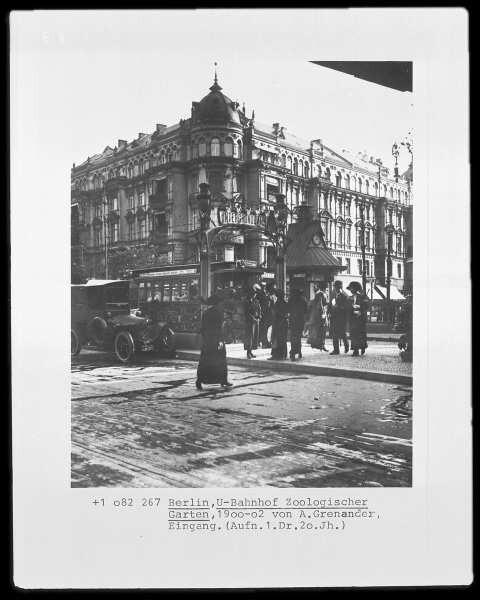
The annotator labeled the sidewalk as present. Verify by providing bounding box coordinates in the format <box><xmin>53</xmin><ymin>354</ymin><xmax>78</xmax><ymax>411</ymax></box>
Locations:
<box><xmin>177</xmin><ymin>339</ymin><xmax>412</xmax><ymax>385</ymax></box>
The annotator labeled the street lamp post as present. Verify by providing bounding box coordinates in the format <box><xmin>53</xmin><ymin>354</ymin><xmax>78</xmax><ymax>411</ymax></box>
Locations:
<box><xmin>359</xmin><ymin>200</ymin><xmax>367</xmax><ymax>294</ymax></box>
<box><xmin>385</xmin><ymin>224</ymin><xmax>394</xmax><ymax>324</ymax></box>
<box><xmin>196</xmin><ymin>182</ymin><xmax>213</xmax><ymax>300</ymax></box>
<box><xmin>103</xmin><ymin>192</ymin><xmax>109</xmax><ymax>279</ymax></box>
<box><xmin>265</xmin><ymin>193</ymin><xmax>290</xmax><ymax>296</ymax></box>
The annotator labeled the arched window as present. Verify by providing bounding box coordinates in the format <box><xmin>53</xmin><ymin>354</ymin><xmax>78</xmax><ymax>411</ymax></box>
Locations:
<box><xmin>351</xmin><ymin>177</ymin><xmax>356</xmax><ymax>191</ymax></box>
<box><xmin>293</xmin><ymin>158</ymin><xmax>298</xmax><ymax>175</ymax></box>
<box><xmin>210</xmin><ymin>137</ymin><xmax>220</xmax><ymax>157</ymax></box>
<box><xmin>358</xmin><ymin>178</ymin><xmax>363</xmax><ymax>193</ymax></box>
<box><xmin>287</xmin><ymin>156</ymin><xmax>292</xmax><ymax>171</ymax></box>
<box><xmin>383</xmin><ymin>184</ymin><xmax>388</xmax><ymax>197</ymax></box>
<box><xmin>304</xmin><ymin>162</ymin><xmax>309</xmax><ymax>178</ymax></box>
<box><xmin>325</xmin><ymin>167</ymin><xmax>331</xmax><ymax>181</ymax></box>
<box><xmin>390</xmin><ymin>187</ymin><xmax>394</xmax><ymax>199</ymax></box>
<box><xmin>235</xmin><ymin>140</ymin><xmax>242</xmax><ymax>159</ymax></box>
<box><xmin>198</xmin><ymin>139</ymin><xmax>206</xmax><ymax>157</ymax></box>
<box><xmin>281</xmin><ymin>154</ymin><xmax>286</xmax><ymax>167</ymax></box>
<box><xmin>365</xmin><ymin>180</ymin><xmax>370</xmax><ymax>195</ymax></box>
<box><xmin>336</xmin><ymin>172</ymin><xmax>342</xmax><ymax>187</ymax></box>
<box><xmin>298</xmin><ymin>160</ymin><xmax>303</xmax><ymax>177</ymax></box>
<box><xmin>224</xmin><ymin>138</ymin><xmax>233</xmax><ymax>157</ymax></box>
<box><xmin>345</xmin><ymin>174</ymin><xmax>350</xmax><ymax>189</ymax></box>
<box><xmin>192</xmin><ymin>144</ymin><xmax>198</xmax><ymax>159</ymax></box>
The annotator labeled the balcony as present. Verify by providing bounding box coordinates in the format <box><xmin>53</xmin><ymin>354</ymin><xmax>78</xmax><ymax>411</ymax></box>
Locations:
<box><xmin>149</xmin><ymin>229</ymin><xmax>169</xmax><ymax>246</ymax></box>
<box><xmin>149</xmin><ymin>192</ymin><xmax>168</xmax><ymax>211</ymax></box>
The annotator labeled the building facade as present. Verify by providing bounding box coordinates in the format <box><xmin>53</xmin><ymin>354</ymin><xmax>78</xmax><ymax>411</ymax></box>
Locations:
<box><xmin>71</xmin><ymin>75</ymin><xmax>413</xmax><ymax>301</ymax></box>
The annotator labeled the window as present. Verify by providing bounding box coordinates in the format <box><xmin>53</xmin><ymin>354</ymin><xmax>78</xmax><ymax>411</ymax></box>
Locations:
<box><xmin>304</xmin><ymin>162</ymin><xmax>309</xmax><ymax>178</ymax></box>
<box><xmin>211</xmin><ymin>138</ymin><xmax>220</xmax><ymax>156</ymax></box>
<box><xmin>95</xmin><ymin>204</ymin><xmax>102</xmax><ymax>218</ymax></box>
<box><xmin>139</xmin><ymin>191</ymin><xmax>145</xmax><ymax>206</ymax></box>
<box><xmin>138</xmin><ymin>220</ymin><xmax>146</xmax><ymax>239</ymax></box>
<box><xmin>128</xmin><ymin>195</ymin><xmax>134</xmax><ymax>209</ymax></box>
<box><xmin>110</xmin><ymin>222</ymin><xmax>119</xmax><ymax>243</ymax></box>
<box><xmin>346</xmin><ymin>258</ymin><xmax>351</xmax><ymax>273</ymax></box>
<box><xmin>234</xmin><ymin>140</ymin><xmax>242</xmax><ymax>158</ymax></box>
<box><xmin>337</xmin><ymin>225</ymin><xmax>343</xmax><ymax>245</ymax></box>
<box><xmin>224</xmin><ymin>246</ymin><xmax>234</xmax><ymax>262</ymax></box>
<box><xmin>358</xmin><ymin>178</ymin><xmax>363</xmax><ymax>193</ymax></box>
<box><xmin>287</xmin><ymin>156</ymin><xmax>292</xmax><ymax>171</ymax></box>
<box><xmin>298</xmin><ymin>160</ymin><xmax>303</xmax><ymax>177</ymax></box>
<box><xmin>110</xmin><ymin>197</ymin><xmax>118</xmax><ymax>211</ymax></box>
<box><xmin>128</xmin><ymin>221</ymin><xmax>135</xmax><ymax>240</ymax></box>
<box><xmin>224</xmin><ymin>138</ymin><xmax>233</xmax><ymax>156</ymax></box>
<box><xmin>346</xmin><ymin>227</ymin><xmax>351</xmax><ymax>247</ymax></box>
<box><xmin>365</xmin><ymin>261</ymin><xmax>370</xmax><ymax>276</ymax></box>
<box><xmin>346</xmin><ymin>175</ymin><xmax>350</xmax><ymax>189</ymax></box>
<box><xmin>281</xmin><ymin>154</ymin><xmax>286</xmax><ymax>167</ymax></box>
<box><xmin>336</xmin><ymin>172</ymin><xmax>342</xmax><ymax>187</ymax></box>
<box><xmin>94</xmin><ymin>230</ymin><xmax>101</xmax><ymax>247</ymax></box>
<box><xmin>357</xmin><ymin>259</ymin><xmax>363</xmax><ymax>274</ymax></box>
<box><xmin>198</xmin><ymin>139</ymin><xmax>206</xmax><ymax>157</ymax></box>
<box><xmin>293</xmin><ymin>158</ymin><xmax>298</xmax><ymax>175</ymax></box>
<box><xmin>374</xmin><ymin>181</ymin><xmax>379</xmax><ymax>196</ymax></box>
<box><xmin>397</xmin><ymin>263</ymin><xmax>402</xmax><ymax>278</ymax></box>
<box><xmin>356</xmin><ymin>228</ymin><xmax>362</xmax><ymax>247</ymax></box>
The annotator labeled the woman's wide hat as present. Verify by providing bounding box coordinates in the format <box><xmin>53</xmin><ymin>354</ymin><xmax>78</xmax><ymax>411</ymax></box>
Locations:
<box><xmin>346</xmin><ymin>281</ymin><xmax>362</xmax><ymax>293</ymax></box>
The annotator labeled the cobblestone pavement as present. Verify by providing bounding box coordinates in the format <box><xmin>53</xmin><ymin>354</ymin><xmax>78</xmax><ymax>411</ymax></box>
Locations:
<box><xmin>71</xmin><ymin>352</ymin><xmax>412</xmax><ymax>488</ymax></box>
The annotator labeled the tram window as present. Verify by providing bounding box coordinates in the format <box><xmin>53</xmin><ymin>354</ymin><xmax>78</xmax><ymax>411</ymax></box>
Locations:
<box><xmin>163</xmin><ymin>284</ymin><xmax>171</xmax><ymax>303</ymax></box>
<box><xmin>153</xmin><ymin>283</ymin><xmax>161</xmax><ymax>301</ymax></box>
<box><xmin>138</xmin><ymin>282</ymin><xmax>146</xmax><ymax>304</ymax></box>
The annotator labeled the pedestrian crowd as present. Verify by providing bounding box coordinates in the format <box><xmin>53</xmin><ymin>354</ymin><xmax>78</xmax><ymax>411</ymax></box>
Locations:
<box><xmin>196</xmin><ymin>279</ymin><xmax>370</xmax><ymax>390</ymax></box>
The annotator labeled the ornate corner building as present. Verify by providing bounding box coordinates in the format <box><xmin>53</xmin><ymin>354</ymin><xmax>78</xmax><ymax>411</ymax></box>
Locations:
<box><xmin>71</xmin><ymin>74</ymin><xmax>413</xmax><ymax>301</ymax></box>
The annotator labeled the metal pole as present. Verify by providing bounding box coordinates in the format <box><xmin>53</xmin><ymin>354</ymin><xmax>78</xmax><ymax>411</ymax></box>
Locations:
<box><xmin>360</xmin><ymin>201</ymin><xmax>367</xmax><ymax>293</ymax></box>
<box><xmin>386</xmin><ymin>231</ymin><xmax>392</xmax><ymax>324</ymax></box>
<box><xmin>103</xmin><ymin>195</ymin><xmax>109</xmax><ymax>279</ymax></box>
<box><xmin>276</xmin><ymin>245</ymin><xmax>287</xmax><ymax>297</ymax></box>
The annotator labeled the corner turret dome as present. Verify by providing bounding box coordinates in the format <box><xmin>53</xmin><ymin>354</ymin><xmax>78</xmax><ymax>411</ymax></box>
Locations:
<box><xmin>194</xmin><ymin>73</ymin><xmax>241</xmax><ymax>125</ymax></box>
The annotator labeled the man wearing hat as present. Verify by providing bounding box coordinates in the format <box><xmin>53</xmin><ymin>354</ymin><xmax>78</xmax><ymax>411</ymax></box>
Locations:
<box><xmin>327</xmin><ymin>280</ymin><xmax>350</xmax><ymax>355</ymax></box>
<box><xmin>244</xmin><ymin>284</ymin><xmax>262</xmax><ymax>358</ymax></box>
<box><xmin>346</xmin><ymin>281</ymin><xmax>369</xmax><ymax>356</ymax></box>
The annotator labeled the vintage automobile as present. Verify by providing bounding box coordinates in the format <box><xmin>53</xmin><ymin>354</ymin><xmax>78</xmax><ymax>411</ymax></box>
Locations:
<box><xmin>71</xmin><ymin>279</ymin><xmax>176</xmax><ymax>362</ymax></box>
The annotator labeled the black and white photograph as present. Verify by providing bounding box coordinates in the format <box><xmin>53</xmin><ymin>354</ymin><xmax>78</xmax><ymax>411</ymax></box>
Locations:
<box><xmin>70</xmin><ymin>50</ymin><xmax>414</xmax><ymax>488</ymax></box>
<box><xmin>11</xmin><ymin>8</ymin><xmax>471</xmax><ymax>589</ymax></box>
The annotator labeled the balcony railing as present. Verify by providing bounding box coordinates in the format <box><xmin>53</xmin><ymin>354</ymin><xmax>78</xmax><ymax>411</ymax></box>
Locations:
<box><xmin>149</xmin><ymin>230</ymin><xmax>169</xmax><ymax>245</ymax></box>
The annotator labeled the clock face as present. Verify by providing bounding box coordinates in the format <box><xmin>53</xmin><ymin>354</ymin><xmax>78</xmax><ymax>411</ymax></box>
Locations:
<box><xmin>312</xmin><ymin>234</ymin><xmax>322</xmax><ymax>246</ymax></box>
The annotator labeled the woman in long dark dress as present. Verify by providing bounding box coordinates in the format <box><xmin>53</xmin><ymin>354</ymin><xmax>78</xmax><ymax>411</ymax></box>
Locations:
<box><xmin>346</xmin><ymin>281</ymin><xmax>369</xmax><ymax>356</ymax></box>
<box><xmin>196</xmin><ymin>295</ymin><xmax>233</xmax><ymax>389</ymax></box>
<box><xmin>270</xmin><ymin>289</ymin><xmax>289</xmax><ymax>360</ymax></box>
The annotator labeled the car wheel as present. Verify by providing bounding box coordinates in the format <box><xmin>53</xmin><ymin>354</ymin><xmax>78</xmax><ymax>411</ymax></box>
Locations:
<box><xmin>114</xmin><ymin>331</ymin><xmax>135</xmax><ymax>363</ymax></box>
<box><xmin>156</xmin><ymin>328</ymin><xmax>175</xmax><ymax>357</ymax></box>
<box><xmin>71</xmin><ymin>329</ymin><xmax>82</xmax><ymax>356</ymax></box>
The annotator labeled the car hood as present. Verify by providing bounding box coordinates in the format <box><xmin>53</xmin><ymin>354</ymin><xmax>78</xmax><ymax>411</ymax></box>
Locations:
<box><xmin>110</xmin><ymin>313</ymin><xmax>148</xmax><ymax>329</ymax></box>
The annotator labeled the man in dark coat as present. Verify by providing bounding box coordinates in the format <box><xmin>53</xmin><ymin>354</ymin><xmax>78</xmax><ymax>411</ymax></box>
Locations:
<box><xmin>287</xmin><ymin>288</ymin><xmax>309</xmax><ymax>361</ymax></box>
<box><xmin>258</xmin><ymin>282</ymin><xmax>273</xmax><ymax>348</ymax></box>
<box><xmin>328</xmin><ymin>280</ymin><xmax>350</xmax><ymax>355</ymax></box>
<box><xmin>244</xmin><ymin>284</ymin><xmax>261</xmax><ymax>358</ymax></box>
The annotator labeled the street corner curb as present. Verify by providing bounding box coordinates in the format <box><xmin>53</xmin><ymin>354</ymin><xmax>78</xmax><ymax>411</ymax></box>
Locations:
<box><xmin>176</xmin><ymin>351</ymin><xmax>413</xmax><ymax>386</ymax></box>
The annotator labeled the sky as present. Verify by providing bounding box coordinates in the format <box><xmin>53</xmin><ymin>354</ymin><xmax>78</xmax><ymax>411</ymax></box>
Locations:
<box><xmin>13</xmin><ymin>10</ymin><xmax>414</xmax><ymax>174</ymax></box>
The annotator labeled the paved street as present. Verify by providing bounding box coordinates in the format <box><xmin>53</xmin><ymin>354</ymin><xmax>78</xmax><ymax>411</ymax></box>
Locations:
<box><xmin>71</xmin><ymin>351</ymin><xmax>412</xmax><ymax>488</ymax></box>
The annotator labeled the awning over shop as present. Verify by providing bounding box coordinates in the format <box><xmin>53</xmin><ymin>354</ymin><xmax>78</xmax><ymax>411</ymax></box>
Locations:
<box><xmin>375</xmin><ymin>285</ymin><xmax>405</xmax><ymax>300</ymax></box>
<box><xmin>368</xmin><ymin>286</ymin><xmax>384</xmax><ymax>301</ymax></box>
